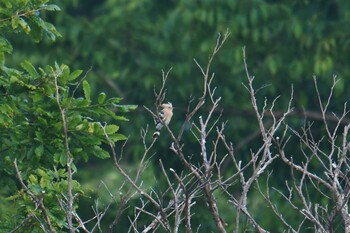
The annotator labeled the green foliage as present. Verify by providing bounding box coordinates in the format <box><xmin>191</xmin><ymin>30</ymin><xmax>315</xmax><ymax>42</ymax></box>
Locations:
<box><xmin>2</xmin><ymin>0</ymin><xmax>350</xmax><ymax>231</ymax></box>
<box><xmin>25</xmin><ymin>0</ymin><xmax>349</xmax><ymax>149</ymax></box>
<box><xmin>27</xmin><ymin>1</ymin><xmax>348</xmax><ymax>230</ymax></box>
<box><xmin>0</xmin><ymin>1</ymin><xmax>134</xmax><ymax>231</ymax></box>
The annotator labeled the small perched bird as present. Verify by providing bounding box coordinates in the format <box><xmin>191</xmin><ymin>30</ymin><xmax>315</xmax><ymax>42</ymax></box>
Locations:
<box><xmin>153</xmin><ymin>102</ymin><xmax>173</xmax><ymax>139</ymax></box>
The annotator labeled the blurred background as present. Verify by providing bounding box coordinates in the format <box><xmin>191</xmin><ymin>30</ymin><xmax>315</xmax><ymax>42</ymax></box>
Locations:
<box><xmin>7</xmin><ymin>0</ymin><xmax>350</xmax><ymax>231</ymax></box>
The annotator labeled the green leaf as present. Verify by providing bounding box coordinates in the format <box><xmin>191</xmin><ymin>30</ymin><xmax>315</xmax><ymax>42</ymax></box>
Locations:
<box><xmin>109</xmin><ymin>133</ymin><xmax>127</xmax><ymax>142</ymax></box>
<box><xmin>30</xmin><ymin>184</ymin><xmax>44</xmax><ymax>195</ymax></box>
<box><xmin>37</xmin><ymin>168</ymin><xmax>52</xmax><ymax>180</ymax></box>
<box><xmin>82</xmin><ymin>80</ymin><xmax>91</xmax><ymax>102</ymax></box>
<box><xmin>28</xmin><ymin>174</ymin><xmax>38</xmax><ymax>184</ymax></box>
<box><xmin>43</xmin><ymin>21</ymin><xmax>62</xmax><ymax>41</ymax></box>
<box><xmin>105</xmin><ymin>124</ymin><xmax>119</xmax><ymax>134</ymax></box>
<box><xmin>59</xmin><ymin>153</ymin><xmax>67</xmax><ymax>166</ymax></box>
<box><xmin>88</xmin><ymin>122</ymin><xmax>94</xmax><ymax>133</ymax></box>
<box><xmin>115</xmin><ymin>104</ymin><xmax>138</xmax><ymax>112</ymax></box>
<box><xmin>0</xmin><ymin>37</ymin><xmax>13</xmax><ymax>54</ymax></box>
<box><xmin>93</xmin><ymin>146</ymin><xmax>110</xmax><ymax>159</ymax></box>
<box><xmin>69</xmin><ymin>69</ymin><xmax>83</xmax><ymax>81</ymax></box>
<box><xmin>112</xmin><ymin>114</ymin><xmax>128</xmax><ymax>121</ymax></box>
<box><xmin>31</xmin><ymin>15</ymin><xmax>61</xmax><ymax>41</ymax></box>
<box><xmin>32</xmin><ymin>92</ymin><xmax>44</xmax><ymax>103</ymax></box>
<box><xmin>12</xmin><ymin>15</ymin><xmax>21</xmax><ymax>29</ymax></box>
<box><xmin>71</xmin><ymin>162</ymin><xmax>77</xmax><ymax>173</ymax></box>
<box><xmin>35</xmin><ymin>145</ymin><xmax>44</xmax><ymax>158</ymax></box>
<box><xmin>35</xmin><ymin>131</ymin><xmax>44</xmax><ymax>142</ymax></box>
<box><xmin>98</xmin><ymin>92</ymin><xmax>106</xmax><ymax>104</ymax></box>
<box><xmin>18</xmin><ymin>17</ymin><xmax>31</xmax><ymax>34</ymax></box>
<box><xmin>42</xmin><ymin>4</ymin><xmax>61</xmax><ymax>11</ymax></box>
<box><xmin>21</xmin><ymin>60</ymin><xmax>39</xmax><ymax>78</ymax></box>
<box><xmin>106</xmin><ymin>97</ymin><xmax>122</xmax><ymax>104</ymax></box>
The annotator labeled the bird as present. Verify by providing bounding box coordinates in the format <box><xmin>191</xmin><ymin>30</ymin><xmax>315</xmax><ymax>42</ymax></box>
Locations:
<box><xmin>153</xmin><ymin>102</ymin><xmax>173</xmax><ymax>139</ymax></box>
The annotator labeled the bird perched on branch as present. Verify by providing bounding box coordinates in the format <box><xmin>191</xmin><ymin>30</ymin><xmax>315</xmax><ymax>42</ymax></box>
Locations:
<box><xmin>153</xmin><ymin>102</ymin><xmax>173</xmax><ymax>139</ymax></box>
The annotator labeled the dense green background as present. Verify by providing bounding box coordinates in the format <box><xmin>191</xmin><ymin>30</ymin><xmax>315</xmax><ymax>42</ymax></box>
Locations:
<box><xmin>3</xmin><ymin>0</ymin><xmax>350</xmax><ymax>232</ymax></box>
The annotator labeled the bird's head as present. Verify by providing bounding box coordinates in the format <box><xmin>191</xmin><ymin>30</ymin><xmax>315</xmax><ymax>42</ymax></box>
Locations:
<box><xmin>161</xmin><ymin>102</ymin><xmax>173</xmax><ymax>110</ymax></box>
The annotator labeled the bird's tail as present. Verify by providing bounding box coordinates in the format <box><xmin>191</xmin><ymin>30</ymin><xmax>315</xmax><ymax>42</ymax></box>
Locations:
<box><xmin>153</xmin><ymin>122</ymin><xmax>163</xmax><ymax>139</ymax></box>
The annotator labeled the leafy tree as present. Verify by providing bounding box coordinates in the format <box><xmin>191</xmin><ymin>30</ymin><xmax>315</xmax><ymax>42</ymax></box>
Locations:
<box><xmin>0</xmin><ymin>1</ymin><xmax>134</xmax><ymax>232</ymax></box>
<box><xmin>10</xmin><ymin>0</ymin><xmax>350</xmax><ymax>156</ymax></box>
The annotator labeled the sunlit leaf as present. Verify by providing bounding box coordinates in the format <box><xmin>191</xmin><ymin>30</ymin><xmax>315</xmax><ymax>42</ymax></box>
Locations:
<box><xmin>18</xmin><ymin>17</ymin><xmax>31</xmax><ymax>34</ymax></box>
<box><xmin>105</xmin><ymin>124</ymin><xmax>119</xmax><ymax>134</ymax></box>
<box><xmin>82</xmin><ymin>80</ymin><xmax>91</xmax><ymax>102</ymax></box>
